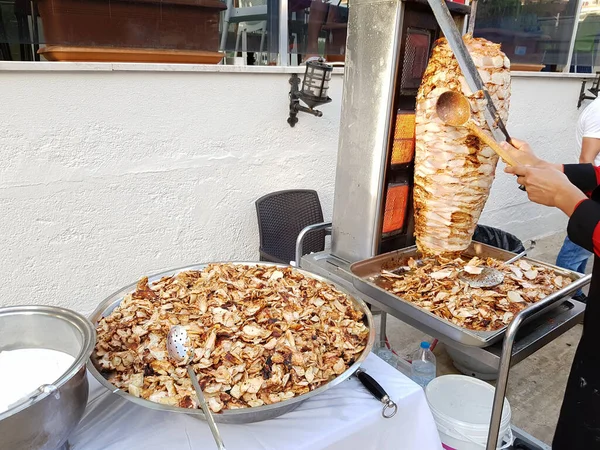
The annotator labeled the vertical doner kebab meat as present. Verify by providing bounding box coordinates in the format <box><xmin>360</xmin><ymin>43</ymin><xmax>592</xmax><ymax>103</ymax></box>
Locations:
<box><xmin>414</xmin><ymin>36</ymin><xmax>510</xmax><ymax>256</ymax></box>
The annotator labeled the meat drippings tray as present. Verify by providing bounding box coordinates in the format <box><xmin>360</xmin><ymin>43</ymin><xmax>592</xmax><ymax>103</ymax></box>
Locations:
<box><xmin>350</xmin><ymin>242</ymin><xmax>582</xmax><ymax>347</ymax></box>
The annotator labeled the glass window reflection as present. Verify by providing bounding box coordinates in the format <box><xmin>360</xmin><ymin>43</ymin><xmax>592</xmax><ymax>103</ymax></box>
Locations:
<box><xmin>474</xmin><ymin>0</ymin><xmax>579</xmax><ymax>72</ymax></box>
<box><xmin>1</xmin><ymin>0</ymin><xmax>600</xmax><ymax>72</ymax></box>
<box><xmin>288</xmin><ymin>0</ymin><xmax>348</xmax><ymax>64</ymax></box>
<box><xmin>573</xmin><ymin>1</ymin><xmax>600</xmax><ymax>73</ymax></box>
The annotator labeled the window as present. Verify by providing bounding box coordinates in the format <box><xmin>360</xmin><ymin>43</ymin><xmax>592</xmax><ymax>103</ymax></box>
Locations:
<box><xmin>473</xmin><ymin>0</ymin><xmax>580</xmax><ymax>72</ymax></box>
<box><xmin>288</xmin><ymin>0</ymin><xmax>348</xmax><ymax>64</ymax></box>
<box><xmin>1</xmin><ymin>0</ymin><xmax>597</xmax><ymax>72</ymax></box>
<box><xmin>573</xmin><ymin>1</ymin><xmax>600</xmax><ymax>73</ymax></box>
<box><xmin>0</xmin><ymin>0</ymin><xmax>350</xmax><ymax>64</ymax></box>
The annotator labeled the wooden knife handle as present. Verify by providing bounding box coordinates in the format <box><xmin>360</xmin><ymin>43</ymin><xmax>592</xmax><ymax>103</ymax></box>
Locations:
<box><xmin>465</xmin><ymin>121</ymin><xmax>520</xmax><ymax>167</ymax></box>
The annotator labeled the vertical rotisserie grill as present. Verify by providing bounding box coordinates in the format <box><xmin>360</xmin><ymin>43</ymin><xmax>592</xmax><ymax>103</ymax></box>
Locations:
<box><xmin>301</xmin><ymin>2</ymin><xmax>590</xmax><ymax>448</ymax></box>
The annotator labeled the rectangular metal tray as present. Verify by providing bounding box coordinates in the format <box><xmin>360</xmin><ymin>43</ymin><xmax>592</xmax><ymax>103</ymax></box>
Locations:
<box><xmin>350</xmin><ymin>242</ymin><xmax>583</xmax><ymax>348</ymax></box>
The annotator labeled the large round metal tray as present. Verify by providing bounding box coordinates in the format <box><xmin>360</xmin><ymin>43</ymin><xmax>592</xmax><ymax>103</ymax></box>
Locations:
<box><xmin>88</xmin><ymin>261</ymin><xmax>375</xmax><ymax>424</ymax></box>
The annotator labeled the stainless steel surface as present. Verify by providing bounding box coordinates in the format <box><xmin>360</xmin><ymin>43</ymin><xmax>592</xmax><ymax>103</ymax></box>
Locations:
<box><xmin>457</xmin><ymin>266</ymin><xmax>505</xmax><ymax>289</ymax></box>
<box><xmin>379</xmin><ymin>312</ymin><xmax>387</xmax><ymax>347</ymax></box>
<box><xmin>302</xmin><ymin>251</ymin><xmax>502</xmax><ymax>344</ymax></box>
<box><xmin>512</xmin><ymin>425</ymin><xmax>551</xmax><ymax>450</ymax></box>
<box><xmin>294</xmin><ymin>221</ymin><xmax>332</xmax><ymax>267</ymax></box>
<box><xmin>0</xmin><ymin>305</ymin><xmax>96</xmax><ymax>450</ymax></box>
<box><xmin>330</xmin><ymin>0</ymin><xmax>404</xmax><ymax>263</ymax></box>
<box><xmin>427</xmin><ymin>0</ymin><xmax>508</xmax><ymax>143</ymax></box>
<box><xmin>301</xmin><ymin>252</ymin><xmax>359</xmax><ymax>294</ymax></box>
<box><xmin>486</xmin><ymin>273</ymin><xmax>592</xmax><ymax>450</ymax></box>
<box><xmin>304</xmin><ymin>251</ymin><xmax>588</xmax><ymax>366</ymax></box>
<box><xmin>303</xmin><ymin>251</ymin><xmax>588</xmax><ymax>448</ymax></box>
<box><xmin>445</xmin><ymin>300</ymin><xmax>585</xmax><ymax>378</ymax></box>
<box><xmin>301</xmin><ymin>251</ymin><xmax>585</xmax><ymax>349</ymax></box>
<box><xmin>350</xmin><ymin>242</ymin><xmax>586</xmax><ymax>347</ymax></box>
<box><xmin>504</xmin><ymin>241</ymin><xmax>535</xmax><ymax>264</ymax></box>
<box><xmin>88</xmin><ymin>262</ymin><xmax>375</xmax><ymax>424</ymax></box>
<box><xmin>166</xmin><ymin>325</ymin><xmax>190</xmax><ymax>362</ymax></box>
<box><xmin>167</xmin><ymin>326</ymin><xmax>227</xmax><ymax>450</ymax></box>
<box><xmin>187</xmin><ymin>366</ymin><xmax>226</xmax><ymax>448</ymax></box>
<box><xmin>457</xmin><ymin>241</ymin><xmax>534</xmax><ymax>288</ymax></box>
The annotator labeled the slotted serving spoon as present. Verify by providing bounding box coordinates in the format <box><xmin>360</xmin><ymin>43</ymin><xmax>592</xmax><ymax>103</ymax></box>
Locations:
<box><xmin>458</xmin><ymin>241</ymin><xmax>536</xmax><ymax>288</ymax></box>
<box><xmin>436</xmin><ymin>90</ymin><xmax>527</xmax><ymax>192</ymax></box>
<box><xmin>167</xmin><ymin>325</ymin><xmax>227</xmax><ymax>450</ymax></box>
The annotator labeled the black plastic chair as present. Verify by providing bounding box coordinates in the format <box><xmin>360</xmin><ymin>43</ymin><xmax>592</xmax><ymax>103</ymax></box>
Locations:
<box><xmin>472</xmin><ymin>224</ymin><xmax>525</xmax><ymax>254</ymax></box>
<box><xmin>255</xmin><ymin>189</ymin><xmax>327</xmax><ymax>264</ymax></box>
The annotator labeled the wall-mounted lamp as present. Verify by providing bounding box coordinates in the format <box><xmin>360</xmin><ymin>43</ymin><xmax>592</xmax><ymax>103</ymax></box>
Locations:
<box><xmin>288</xmin><ymin>58</ymin><xmax>333</xmax><ymax>127</ymax></box>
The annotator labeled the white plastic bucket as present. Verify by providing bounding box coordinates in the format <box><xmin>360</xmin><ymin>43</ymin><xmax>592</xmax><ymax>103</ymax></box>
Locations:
<box><xmin>425</xmin><ymin>375</ymin><xmax>513</xmax><ymax>450</ymax></box>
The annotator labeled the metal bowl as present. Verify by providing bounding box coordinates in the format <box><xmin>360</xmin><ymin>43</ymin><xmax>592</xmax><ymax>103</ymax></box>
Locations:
<box><xmin>88</xmin><ymin>261</ymin><xmax>375</xmax><ymax>424</ymax></box>
<box><xmin>0</xmin><ymin>305</ymin><xmax>96</xmax><ymax>450</ymax></box>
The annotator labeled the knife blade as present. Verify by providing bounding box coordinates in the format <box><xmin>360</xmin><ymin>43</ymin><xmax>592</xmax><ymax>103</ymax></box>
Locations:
<box><xmin>426</xmin><ymin>0</ymin><xmax>511</xmax><ymax>144</ymax></box>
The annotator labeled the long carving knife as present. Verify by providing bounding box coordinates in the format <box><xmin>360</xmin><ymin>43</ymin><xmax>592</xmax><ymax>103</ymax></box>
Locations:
<box><xmin>426</xmin><ymin>0</ymin><xmax>511</xmax><ymax>144</ymax></box>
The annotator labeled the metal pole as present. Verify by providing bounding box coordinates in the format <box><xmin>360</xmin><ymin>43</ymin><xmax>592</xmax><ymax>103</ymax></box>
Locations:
<box><xmin>564</xmin><ymin>0</ymin><xmax>584</xmax><ymax>73</ymax></box>
<box><xmin>486</xmin><ymin>274</ymin><xmax>591</xmax><ymax>450</ymax></box>
<box><xmin>30</xmin><ymin>0</ymin><xmax>40</xmax><ymax>61</ymax></box>
<box><xmin>380</xmin><ymin>312</ymin><xmax>388</xmax><ymax>347</ymax></box>
<box><xmin>219</xmin><ymin>0</ymin><xmax>234</xmax><ymax>52</ymax></box>
<box><xmin>467</xmin><ymin>0</ymin><xmax>478</xmax><ymax>35</ymax></box>
<box><xmin>278</xmin><ymin>0</ymin><xmax>289</xmax><ymax>66</ymax></box>
<box><xmin>295</xmin><ymin>222</ymin><xmax>332</xmax><ymax>267</ymax></box>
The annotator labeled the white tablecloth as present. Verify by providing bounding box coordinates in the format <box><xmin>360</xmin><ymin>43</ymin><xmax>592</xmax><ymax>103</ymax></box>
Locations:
<box><xmin>69</xmin><ymin>354</ymin><xmax>442</xmax><ymax>450</ymax></box>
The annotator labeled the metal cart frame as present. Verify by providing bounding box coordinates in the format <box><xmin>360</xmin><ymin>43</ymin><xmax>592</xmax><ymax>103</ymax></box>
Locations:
<box><xmin>296</xmin><ymin>226</ymin><xmax>591</xmax><ymax>450</ymax></box>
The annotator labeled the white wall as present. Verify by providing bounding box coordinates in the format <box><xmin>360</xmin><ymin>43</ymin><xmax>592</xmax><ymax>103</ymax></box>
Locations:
<box><xmin>0</xmin><ymin>64</ymin><xmax>588</xmax><ymax>314</ymax></box>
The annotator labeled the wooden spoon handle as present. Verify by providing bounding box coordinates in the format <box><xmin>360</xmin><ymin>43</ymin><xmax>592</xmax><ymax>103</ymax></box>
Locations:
<box><xmin>465</xmin><ymin>121</ymin><xmax>520</xmax><ymax>167</ymax></box>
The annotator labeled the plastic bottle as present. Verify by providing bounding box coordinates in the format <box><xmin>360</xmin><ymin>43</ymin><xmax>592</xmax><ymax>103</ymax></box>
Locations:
<box><xmin>373</xmin><ymin>342</ymin><xmax>398</xmax><ymax>367</ymax></box>
<box><xmin>411</xmin><ymin>341</ymin><xmax>436</xmax><ymax>388</ymax></box>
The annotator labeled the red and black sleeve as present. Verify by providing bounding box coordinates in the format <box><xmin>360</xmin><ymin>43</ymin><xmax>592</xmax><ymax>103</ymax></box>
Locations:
<box><xmin>563</xmin><ymin>163</ymin><xmax>600</xmax><ymax>194</ymax></box>
<box><xmin>564</xmin><ymin>163</ymin><xmax>600</xmax><ymax>256</ymax></box>
<box><xmin>568</xmin><ymin>199</ymin><xmax>600</xmax><ymax>257</ymax></box>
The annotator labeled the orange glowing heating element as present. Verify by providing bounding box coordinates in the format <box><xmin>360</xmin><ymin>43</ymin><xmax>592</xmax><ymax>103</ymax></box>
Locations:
<box><xmin>391</xmin><ymin>112</ymin><xmax>416</xmax><ymax>165</ymax></box>
<box><xmin>382</xmin><ymin>184</ymin><xmax>409</xmax><ymax>234</ymax></box>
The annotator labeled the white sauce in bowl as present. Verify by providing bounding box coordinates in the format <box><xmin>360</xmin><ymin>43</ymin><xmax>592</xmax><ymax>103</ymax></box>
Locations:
<box><xmin>0</xmin><ymin>348</ymin><xmax>75</xmax><ymax>414</ymax></box>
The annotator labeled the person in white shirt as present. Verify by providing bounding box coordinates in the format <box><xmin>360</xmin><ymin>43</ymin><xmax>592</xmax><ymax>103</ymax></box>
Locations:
<box><xmin>576</xmin><ymin>97</ymin><xmax>600</xmax><ymax>164</ymax></box>
<box><xmin>556</xmin><ymin>96</ymin><xmax>600</xmax><ymax>302</ymax></box>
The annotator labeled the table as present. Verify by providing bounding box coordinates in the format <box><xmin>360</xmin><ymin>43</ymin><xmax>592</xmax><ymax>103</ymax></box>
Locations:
<box><xmin>69</xmin><ymin>354</ymin><xmax>442</xmax><ymax>450</ymax></box>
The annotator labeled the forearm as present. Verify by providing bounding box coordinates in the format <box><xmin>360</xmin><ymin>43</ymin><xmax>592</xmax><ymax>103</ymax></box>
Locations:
<box><xmin>555</xmin><ymin>187</ymin><xmax>588</xmax><ymax>217</ymax></box>
<box><xmin>579</xmin><ymin>137</ymin><xmax>600</xmax><ymax>164</ymax></box>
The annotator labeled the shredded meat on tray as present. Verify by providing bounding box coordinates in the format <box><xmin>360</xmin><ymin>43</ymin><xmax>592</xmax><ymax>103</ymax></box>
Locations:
<box><xmin>374</xmin><ymin>256</ymin><xmax>571</xmax><ymax>331</ymax></box>
<box><xmin>94</xmin><ymin>264</ymin><xmax>369</xmax><ymax>412</ymax></box>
